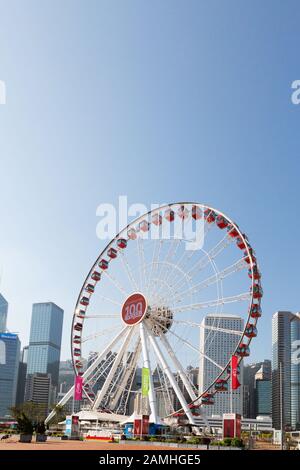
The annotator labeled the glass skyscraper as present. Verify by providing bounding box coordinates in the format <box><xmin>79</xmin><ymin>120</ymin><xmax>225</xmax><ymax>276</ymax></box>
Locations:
<box><xmin>272</xmin><ymin>311</ymin><xmax>300</xmax><ymax>430</ymax></box>
<box><xmin>291</xmin><ymin>315</ymin><xmax>300</xmax><ymax>429</ymax></box>
<box><xmin>0</xmin><ymin>293</ymin><xmax>8</xmax><ymax>332</ymax></box>
<box><xmin>26</xmin><ymin>302</ymin><xmax>64</xmax><ymax>388</ymax></box>
<box><xmin>0</xmin><ymin>332</ymin><xmax>20</xmax><ymax>417</ymax></box>
<box><xmin>199</xmin><ymin>314</ymin><xmax>244</xmax><ymax>416</ymax></box>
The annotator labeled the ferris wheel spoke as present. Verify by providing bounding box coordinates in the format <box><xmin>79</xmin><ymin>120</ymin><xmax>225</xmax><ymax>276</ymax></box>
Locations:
<box><xmin>156</xmin><ymin>362</ymin><xmax>175</xmax><ymax>415</ymax></box>
<box><xmin>81</xmin><ymin>325</ymin><xmax>122</xmax><ymax>343</ymax></box>
<box><xmin>171</xmin><ymin>257</ymin><xmax>247</xmax><ymax>303</ymax></box>
<box><xmin>95</xmin><ymin>294</ymin><xmax>122</xmax><ymax>307</ymax></box>
<box><xmin>145</xmin><ymin>322</ymin><xmax>196</xmax><ymax>425</ymax></box>
<box><xmin>119</xmin><ymin>249</ymin><xmax>140</xmax><ymax>292</ymax></box>
<box><xmin>110</xmin><ymin>338</ymin><xmax>141</xmax><ymax>410</ymax></box>
<box><xmin>147</xmin><ymin>260</ymin><xmax>193</xmax><ymax>301</ymax></box>
<box><xmin>171</xmin><ymin>292</ymin><xmax>251</xmax><ymax>313</ymax></box>
<box><xmin>154</xmin><ymin>239</ymin><xmax>182</xmax><ymax>294</ymax></box>
<box><xmin>101</xmin><ymin>270</ymin><xmax>129</xmax><ymax>296</ymax></box>
<box><xmin>172</xmin><ymin>318</ymin><xmax>243</xmax><ymax>336</ymax></box>
<box><xmin>145</xmin><ymin>239</ymin><xmax>163</xmax><ymax>295</ymax></box>
<box><xmin>156</xmin><ymin>328</ymin><xmax>197</xmax><ymax>401</ymax></box>
<box><xmin>79</xmin><ymin>314</ymin><xmax>119</xmax><ymax>319</ymax></box>
<box><xmin>92</xmin><ymin>327</ymin><xmax>135</xmax><ymax>410</ymax></box>
<box><xmin>137</xmin><ymin>237</ymin><xmax>147</xmax><ymax>291</ymax></box>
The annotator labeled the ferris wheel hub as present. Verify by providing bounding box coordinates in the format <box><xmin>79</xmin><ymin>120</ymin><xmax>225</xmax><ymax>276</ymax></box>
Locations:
<box><xmin>146</xmin><ymin>305</ymin><xmax>173</xmax><ymax>336</ymax></box>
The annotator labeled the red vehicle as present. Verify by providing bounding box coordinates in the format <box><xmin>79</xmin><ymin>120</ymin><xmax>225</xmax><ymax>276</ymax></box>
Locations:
<box><xmin>216</xmin><ymin>215</ymin><xmax>229</xmax><ymax>229</ymax></box>
<box><xmin>192</xmin><ymin>205</ymin><xmax>202</xmax><ymax>220</ymax></box>
<box><xmin>80</xmin><ymin>296</ymin><xmax>89</xmax><ymax>306</ymax></box>
<box><xmin>204</xmin><ymin>209</ymin><xmax>216</xmax><ymax>223</ymax></box>
<box><xmin>245</xmin><ymin>323</ymin><xmax>257</xmax><ymax>338</ymax></box>
<box><xmin>91</xmin><ymin>271</ymin><xmax>101</xmax><ymax>282</ymax></box>
<box><xmin>165</xmin><ymin>208</ymin><xmax>175</xmax><ymax>222</ymax></box>
<box><xmin>249</xmin><ymin>304</ymin><xmax>262</xmax><ymax>318</ymax></box>
<box><xmin>177</xmin><ymin>205</ymin><xmax>189</xmax><ymax>219</ymax></box>
<box><xmin>227</xmin><ymin>224</ymin><xmax>239</xmax><ymax>238</ymax></box>
<box><xmin>248</xmin><ymin>265</ymin><xmax>261</xmax><ymax>280</ymax></box>
<box><xmin>139</xmin><ymin>220</ymin><xmax>150</xmax><ymax>232</ymax></box>
<box><xmin>85</xmin><ymin>284</ymin><xmax>94</xmax><ymax>293</ymax></box>
<box><xmin>237</xmin><ymin>343</ymin><xmax>250</xmax><ymax>357</ymax></box>
<box><xmin>215</xmin><ymin>379</ymin><xmax>228</xmax><ymax>392</ymax></box>
<box><xmin>152</xmin><ymin>213</ymin><xmax>162</xmax><ymax>225</ymax></box>
<box><xmin>201</xmin><ymin>393</ymin><xmax>214</xmax><ymax>405</ymax></box>
<box><xmin>98</xmin><ymin>259</ymin><xmax>109</xmax><ymax>270</ymax></box>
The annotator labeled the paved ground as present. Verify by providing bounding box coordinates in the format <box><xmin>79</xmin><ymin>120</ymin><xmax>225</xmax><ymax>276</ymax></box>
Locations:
<box><xmin>0</xmin><ymin>436</ymin><xmax>194</xmax><ymax>451</ymax></box>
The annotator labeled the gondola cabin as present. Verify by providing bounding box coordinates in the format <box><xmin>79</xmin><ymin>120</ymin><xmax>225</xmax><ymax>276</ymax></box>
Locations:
<box><xmin>215</xmin><ymin>379</ymin><xmax>228</xmax><ymax>392</ymax></box>
<box><xmin>216</xmin><ymin>215</ymin><xmax>229</xmax><ymax>229</ymax></box>
<box><xmin>227</xmin><ymin>225</ymin><xmax>239</xmax><ymax>238</ymax></box>
<box><xmin>85</xmin><ymin>284</ymin><xmax>94</xmax><ymax>293</ymax></box>
<box><xmin>204</xmin><ymin>209</ymin><xmax>216</xmax><ymax>223</ymax></box>
<box><xmin>192</xmin><ymin>205</ymin><xmax>202</xmax><ymax>220</ymax></box>
<box><xmin>117</xmin><ymin>238</ymin><xmax>127</xmax><ymax>249</ymax></box>
<box><xmin>249</xmin><ymin>305</ymin><xmax>262</xmax><ymax>318</ymax></box>
<box><xmin>236</xmin><ymin>237</ymin><xmax>246</xmax><ymax>250</ymax></box>
<box><xmin>245</xmin><ymin>324</ymin><xmax>257</xmax><ymax>338</ymax></box>
<box><xmin>237</xmin><ymin>343</ymin><xmax>250</xmax><ymax>357</ymax></box>
<box><xmin>152</xmin><ymin>213</ymin><xmax>162</xmax><ymax>225</ymax></box>
<box><xmin>177</xmin><ymin>205</ymin><xmax>189</xmax><ymax>219</ymax></box>
<box><xmin>139</xmin><ymin>220</ymin><xmax>150</xmax><ymax>232</ymax></box>
<box><xmin>74</xmin><ymin>322</ymin><xmax>83</xmax><ymax>331</ymax></box>
<box><xmin>165</xmin><ymin>208</ymin><xmax>175</xmax><ymax>222</ymax></box>
<box><xmin>127</xmin><ymin>228</ymin><xmax>137</xmax><ymax>240</ymax></box>
<box><xmin>107</xmin><ymin>247</ymin><xmax>117</xmax><ymax>259</ymax></box>
<box><xmin>248</xmin><ymin>266</ymin><xmax>261</xmax><ymax>280</ymax></box>
<box><xmin>201</xmin><ymin>393</ymin><xmax>214</xmax><ymax>405</ymax></box>
<box><xmin>251</xmin><ymin>284</ymin><xmax>263</xmax><ymax>299</ymax></box>
<box><xmin>91</xmin><ymin>271</ymin><xmax>101</xmax><ymax>282</ymax></box>
<box><xmin>98</xmin><ymin>259</ymin><xmax>109</xmax><ymax>270</ymax></box>
<box><xmin>80</xmin><ymin>296</ymin><xmax>89</xmax><ymax>306</ymax></box>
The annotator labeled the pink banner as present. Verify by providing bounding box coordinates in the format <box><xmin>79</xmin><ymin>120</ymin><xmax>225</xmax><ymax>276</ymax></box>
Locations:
<box><xmin>74</xmin><ymin>376</ymin><xmax>83</xmax><ymax>400</ymax></box>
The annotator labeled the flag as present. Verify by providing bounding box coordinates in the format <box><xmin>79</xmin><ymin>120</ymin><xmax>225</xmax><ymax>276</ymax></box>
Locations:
<box><xmin>74</xmin><ymin>376</ymin><xmax>83</xmax><ymax>400</ymax></box>
<box><xmin>142</xmin><ymin>367</ymin><xmax>150</xmax><ymax>397</ymax></box>
<box><xmin>231</xmin><ymin>355</ymin><xmax>240</xmax><ymax>390</ymax></box>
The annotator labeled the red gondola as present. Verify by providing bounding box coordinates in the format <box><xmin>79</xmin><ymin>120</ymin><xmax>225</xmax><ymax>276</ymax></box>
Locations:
<box><xmin>237</xmin><ymin>343</ymin><xmax>250</xmax><ymax>357</ymax></box>
<box><xmin>117</xmin><ymin>238</ymin><xmax>127</xmax><ymax>249</ymax></box>
<box><xmin>107</xmin><ymin>248</ymin><xmax>117</xmax><ymax>259</ymax></box>
<box><xmin>75</xmin><ymin>360</ymin><xmax>83</xmax><ymax>369</ymax></box>
<box><xmin>73</xmin><ymin>335</ymin><xmax>81</xmax><ymax>344</ymax></box>
<box><xmin>74</xmin><ymin>322</ymin><xmax>83</xmax><ymax>331</ymax></box>
<box><xmin>73</xmin><ymin>348</ymin><xmax>81</xmax><ymax>357</ymax></box>
<box><xmin>248</xmin><ymin>265</ymin><xmax>261</xmax><ymax>280</ymax></box>
<box><xmin>227</xmin><ymin>225</ymin><xmax>239</xmax><ymax>238</ymax></box>
<box><xmin>236</xmin><ymin>237</ymin><xmax>246</xmax><ymax>250</ymax></box>
<box><xmin>192</xmin><ymin>205</ymin><xmax>202</xmax><ymax>220</ymax></box>
<box><xmin>251</xmin><ymin>284</ymin><xmax>263</xmax><ymax>299</ymax></box>
<box><xmin>204</xmin><ymin>209</ymin><xmax>216</xmax><ymax>223</ymax></box>
<box><xmin>177</xmin><ymin>205</ymin><xmax>189</xmax><ymax>219</ymax></box>
<box><xmin>245</xmin><ymin>323</ymin><xmax>257</xmax><ymax>338</ymax></box>
<box><xmin>139</xmin><ymin>220</ymin><xmax>150</xmax><ymax>232</ymax></box>
<box><xmin>201</xmin><ymin>393</ymin><xmax>214</xmax><ymax>405</ymax></box>
<box><xmin>165</xmin><ymin>208</ymin><xmax>175</xmax><ymax>222</ymax></box>
<box><xmin>85</xmin><ymin>284</ymin><xmax>94</xmax><ymax>293</ymax></box>
<box><xmin>243</xmin><ymin>248</ymin><xmax>256</xmax><ymax>264</ymax></box>
<box><xmin>215</xmin><ymin>379</ymin><xmax>228</xmax><ymax>392</ymax></box>
<box><xmin>127</xmin><ymin>228</ymin><xmax>137</xmax><ymax>240</ymax></box>
<box><xmin>77</xmin><ymin>309</ymin><xmax>86</xmax><ymax>317</ymax></box>
<box><xmin>216</xmin><ymin>215</ymin><xmax>229</xmax><ymax>229</ymax></box>
<box><xmin>249</xmin><ymin>304</ymin><xmax>262</xmax><ymax>318</ymax></box>
<box><xmin>98</xmin><ymin>259</ymin><xmax>109</xmax><ymax>270</ymax></box>
<box><xmin>152</xmin><ymin>213</ymin><xmax>162</xmax><ymax>225</ymax></box>
<box><xmin>80</xmin><ymin>296</ymin><xmax>89</xmax><ymax>306</ymax></box>
<box><xmin>91</xmin><ymin>271</ymin><xmax>101</xmax><ymax>282</ymax></box>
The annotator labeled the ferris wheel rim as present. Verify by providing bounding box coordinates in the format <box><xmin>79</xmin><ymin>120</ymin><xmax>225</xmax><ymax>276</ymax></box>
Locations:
<box><xmin>70</xmin><ymin>202</ymin><xmax>261</xmax><ymax>417</ymax></box>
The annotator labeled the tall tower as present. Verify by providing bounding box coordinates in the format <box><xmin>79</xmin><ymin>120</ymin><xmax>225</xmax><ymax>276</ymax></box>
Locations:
<box><xmin>199</xmin><ymin>314</ymin><xmax>244</xmax><ymax>416</ymax></box>
<box><xmin>0</xmin><ymin>293</ymin><xmax>8</xmax><ymax>332</ymax></box>
<box><xmin>272</xmin><ymin>311</ymin><xmax>300</xmax><ymax>430</ymax></box>
<box><xmin>26</xmin><ymin>302</ymin><xmax>64</xmax><ymax>406</ymax></box>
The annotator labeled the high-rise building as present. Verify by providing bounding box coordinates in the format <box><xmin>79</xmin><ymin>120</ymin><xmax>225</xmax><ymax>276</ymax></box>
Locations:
<box><xmin>243</xmin><ymin>360</ymin><xmax>271</xmax><ymax>419</ymax></box>
<box><xmin>291</xmin><ymin>315</ymin><xmax>300</xmax><ymax>430</ymax></box>
<box><xmin>26</xmin><ymin>302</ymin><xmax>64</xmax><ymax>387</ymax></box>
<box><xmin>25</xmin><ymin>373</ymin><xmax>52</xmax><ymax>416</ymax></box>
<box><xmin>272</xmin><ymin>311</ymin><xmax>300</xmax><ymax>430</ymax></box>
<box><xmin>0</xmin><ymin>293</ymin><xmax>8</xmax><ymax>332</ymax></box>
<box><xmin>16</xmin><ymin>346</ymin><xmax>29</xmax><ymax>405</ymax></box>
<box><xmin>256</xmin><ymin>379</ymin><xmax>272</xmax><ymax>416</ymax></box>
<box><xmin>0</xmin><ymin>332</ymin><xmax>21</xmax><ymax>417</ymax></box>
<box><xmin>199</xmin><ymin>314</ymin><xmax>244</xmax><ymax>416</ymax></box>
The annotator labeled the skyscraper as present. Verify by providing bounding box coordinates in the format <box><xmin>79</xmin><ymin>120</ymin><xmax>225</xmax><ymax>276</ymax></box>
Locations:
<box><xmin>272</xmin><ymin>311</ymin><xmax>300</xmax><ymax>430</ymax></box>
<box><xmin>243</xmin><ymin>359</ymin><xmax>271</xmax><ymax>418</ymax></box>
<box><xmin>291</xmin><ymin>315</ymin><xmax>300</xmax><ymax>430</ymax></box>
<box><xmin>26</xmin><ymin>302</ymin><xmax>64</xmax><ymax>403</ymax></box>
<box><xmin>16</xmin><ymin>346</ymin><xmax>28</xmax><ymax>405</ymax></box>
<box><xmin>199</xmin><ymin>314</ymin><xmax>244</xmax><ymax>416</ymax></box>
<box><xmin>0</xmin><ymin>332</ymin><xmax>20</xmax><ymax>417</ymax></box>
<box><xmin>0</xmin><ymin>293</ymin><xmax>8</xmax><ymax>332</ymax></box>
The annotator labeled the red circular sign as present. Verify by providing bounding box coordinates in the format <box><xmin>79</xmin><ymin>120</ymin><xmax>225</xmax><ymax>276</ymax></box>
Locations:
<box><xmin>121</xmin><ymin>293</ymin><xmax>147</xmax><ymax>326</ymax></box>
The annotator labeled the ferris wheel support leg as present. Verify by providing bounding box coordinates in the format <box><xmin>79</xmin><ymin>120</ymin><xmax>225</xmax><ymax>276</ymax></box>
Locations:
<box><xmin>140</xmin><ymin>322</ymin><xmax>158</xmax><ymax>424</ymax></box>
<box><xmin>45</xmin><ymin>326</ymin><xmax>129</xmax><ymax>424</ymax></box>
<box><xmin>92</xmin><ymin>327</ymin><xmax>134</xmax><ymax>410</ymax></box>
<box><xmin>145</xmin><ymin>323</ymin><xmax>196</xmax><ymax>426</ymax></box>
<box><xmin>157</xmin><ymin>332</ymin><xmax>210</xmax><ymax>429</ymax></box>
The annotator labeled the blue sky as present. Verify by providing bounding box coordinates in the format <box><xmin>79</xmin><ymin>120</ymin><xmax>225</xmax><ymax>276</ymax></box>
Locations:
<box><xmin>0</xmin><ymin>0</ymin><xmax>299</xmax><ymax>361</ymax></box>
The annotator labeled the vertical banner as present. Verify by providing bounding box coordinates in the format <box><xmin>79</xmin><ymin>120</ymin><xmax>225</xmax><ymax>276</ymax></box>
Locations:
<box><xmin>142</xmin><ymin>367</ymin><xmax>150</xmax><ymax>397</ymax></box>
<box><xmin>231</xmin><ymin>355</ymin><xmax>240</xmax><ymax>390</ymax></box>
<box><xmin>74</xmin><ymin>375</ymin><xmax>83</xmax><ymax>400</ymax></box>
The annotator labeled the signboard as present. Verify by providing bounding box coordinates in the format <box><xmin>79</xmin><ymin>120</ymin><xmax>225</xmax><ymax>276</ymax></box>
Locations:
<box><xmin>231</xmin><ymin>355</ymin><xmax>240</xmax><ymax>390</ymax></box>
<box><xmin>223</xmin><ymin>413</ymin><xmax>241</xmax><ymax>439</ymax></box>
<box><xmin>121</xmin><ymin>293</ymin><xmax>147</xmax><ymax>326</ymax></box>
<box><xmin>142</xmin><ymin>367</ymin><xmax>150</xmax><ymax>397</ymax></box>
<box><xmin>134</xmin><ymin>419</ymin><xmax>142</xmax><ymax>436</ymax></box>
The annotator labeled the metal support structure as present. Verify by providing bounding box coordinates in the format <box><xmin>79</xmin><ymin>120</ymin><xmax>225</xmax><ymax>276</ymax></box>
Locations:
<box><xmin>140</xmin><ymin>322</ymin><xmax>158</xmax><ymax>423</ymax></box>
<box><xmin>145</xmin><ymin>323</ymin><xmax>196</xmax><ymax>425</ymax></box>
<box><xmin>45</xmin><ymin>326</ymin><xmax>128</xmax><ymax>424</ymax></box>
<box><xmin>92</xmin><ymin>327</ymin><xmax>134</xmax><ymax>410</ymax></box>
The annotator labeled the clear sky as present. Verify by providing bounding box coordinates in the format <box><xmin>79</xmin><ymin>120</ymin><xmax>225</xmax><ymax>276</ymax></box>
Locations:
<box><xmin>0</xmin><ymin>0</ymin><xmax>299</xmax><ymax>362</ymax></box>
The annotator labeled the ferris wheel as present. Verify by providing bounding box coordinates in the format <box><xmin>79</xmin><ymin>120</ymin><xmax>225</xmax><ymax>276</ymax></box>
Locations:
<box><xmin>46</xmin><ymin>202</ymin><xmax>262</xmax><ymax>425</ymax></box>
